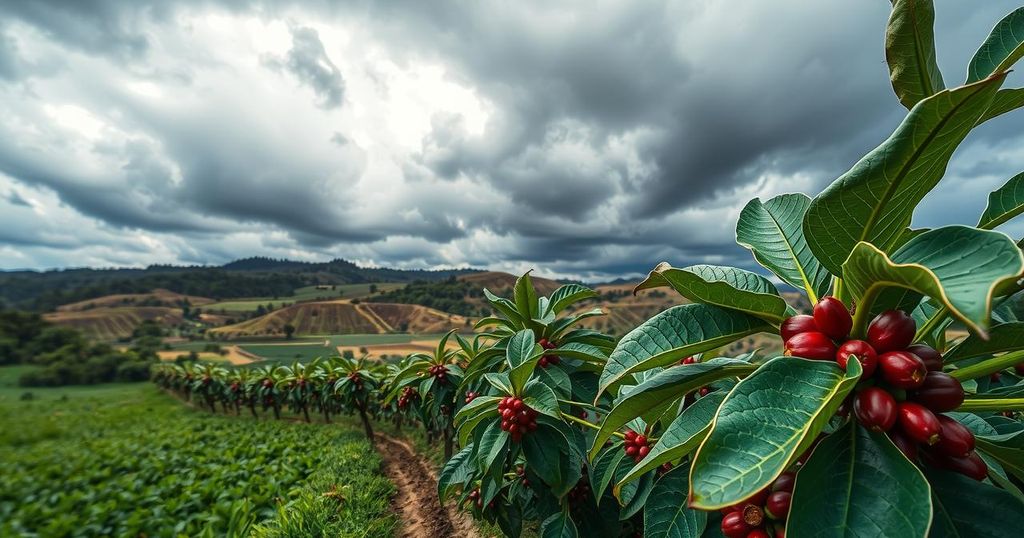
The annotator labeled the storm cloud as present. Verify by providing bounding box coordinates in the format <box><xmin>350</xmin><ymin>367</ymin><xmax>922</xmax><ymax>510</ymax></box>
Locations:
<box><xmin>0</xmin><ymin>0</ymin><xmax>1022</xmax><ymax>280</ymax></box>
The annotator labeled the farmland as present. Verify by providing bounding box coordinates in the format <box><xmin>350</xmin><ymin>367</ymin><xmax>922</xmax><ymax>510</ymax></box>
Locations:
<box><xmin>208</xmin><ymin>302</ymin><xmax>468</xmax><ymax>339</ymax></box>
<box><xmin>205</xmin><ymin>283</ymin><xmax>404</xmax><ymax>313</ymax></box>
<box><xmin>0</xmin><ymin>373</ymin><xmax>395</xmax><ymax>537</ymax></box>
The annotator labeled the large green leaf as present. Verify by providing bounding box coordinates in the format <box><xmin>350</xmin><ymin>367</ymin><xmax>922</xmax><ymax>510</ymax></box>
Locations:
<box><xmin>804</xmin><ymin>75</ymin><xmax>1005</xmax><ymax>276</ymax></box>
<box><xmin>980</xmin><ymin>88</ymin><xmax>1024</xmax><ymax>124</ymax></box>
<box><xmin>643</xmin><ymin>464</ymin><xmax>707</xmax><ymax>538</ymax></box>
<box><xmin>546</xmin><ymin>284</ymin><xmax>597</xmax><ymax>316</ymax></box>
<box><xmin>735</xmin><ymin>194</ymin><xmax>831</xmax><ymax>303</ymax></box>
<box><xmin>635</xmin><ymin>263</ymin><xmax>789</xmax><ymax>323</ymax></box>
<box><xmin>966</xmin><ymin>7</ymin><xmax>1024</xmax><ymax>83</ymax></box>
<box><xmin>617</xmin><ymin>392</ymin><xmax>726</xmax><ymax>488</ymax></box>
<box><xmin>688</xmin><ymin>357</ymin><xmax>861</xmax><ymax>509</ymax></box>
<box><xmin>885</xmin><ymin>0</ymin><xmax>944</xmax><ymax>109</ymax></box>
<box><xmin>590</xmin><ymin>359</ymin><xmax>756</xmax><ymax>460</ymax></box>
<box><xmin>540</xmin><ymin>512</ymin><xmax>578</xmax><ymax>538</ymax></box>
<box><xmin>514</xmin><ymin>271</ymin><xmax>539</xmax><ymax>319</ymax></box>
<box><xmin>927</xmin><ymin>468</ymin><xmax>1024</xmax><ymax>538</ymax></box>
<box><xmin>979</xmin><ymin>171</ymin><xmax>1024</xmax><ymax>230</ymax></box>
<box><xmin>438</xmin><ymin>444</ymin><xmax>475</xmax><ymax>503</ymax></box>
<box><xmin>843</xmin><ymin>226</ymin><xmax>1024</xmax><ymax>337</ymax></box>
<box><xmin>598</xmin><ymin>304</ymin><xmax>771</xmax><ymax>396</ymax></box>
<box><xmin>506</xmin><ymin>329</ymin><xmax>543</xmax><ymax>393</ymax></box>
<box><xmin>787</xmin><ymin>421</ymin><xmax>932</xmax><ymax>537</ymax></box>
<box><xmin>945</xmin><ymin>322</ymin><xmax>1024</xmax><ymax>363</ymax></box>
<box><xmin>976</xmin><ymin>430</ymin><xmax>1024</xmax><ymax>482</ymax></box>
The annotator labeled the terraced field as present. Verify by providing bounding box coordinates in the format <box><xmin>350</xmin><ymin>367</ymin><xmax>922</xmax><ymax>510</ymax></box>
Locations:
<box><xmin>208</xmin><ymin>302</ymin><xmax>468</xmax><ymax>339</ymax></box>
<box><xmin>204</xmin><ymin>283</ymin><xmax>403</xmax><ymax>313</ymax></box>
<box><xmin>43</xmin><ymin>307</ymin><xmax>184</xmax><ymax>341</ymax></box>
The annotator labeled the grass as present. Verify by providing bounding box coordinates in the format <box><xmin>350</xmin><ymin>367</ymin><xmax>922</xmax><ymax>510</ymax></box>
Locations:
<box><xmin>205</xmin><ymin>283</ymin><xmax>403</xmax><ymax>313</ymax></box>
<box><xmin>0</xmin><ymin>371</ymin><xmax>395</xmax><ymax>537</ymax></box>
<box><xmin>239</xmin><ymin>343</ymin><xmax>335</xmax><ymax>363</ymax></box>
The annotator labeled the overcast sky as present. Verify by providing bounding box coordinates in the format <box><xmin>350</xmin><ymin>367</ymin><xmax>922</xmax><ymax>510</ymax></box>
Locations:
<box><xmin>1</xmin><ymin>1</ymin><xmax>1022</xmax><ymax>281</ymax></box>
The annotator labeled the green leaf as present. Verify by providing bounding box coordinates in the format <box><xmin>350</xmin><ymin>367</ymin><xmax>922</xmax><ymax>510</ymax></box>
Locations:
<box><xmin>438</xmin><ymin>444</ymin><xmax>475</xmax><ymax>503</ymax></box>
<box><xmin>598</xmin><ymin>304</ymin><xmax>771</xmax><ymax>396</ymax></box>
<box><xmin>523</xmin><ymin>426</ymin><xmax>581</xmax><ymax>498</ymax></box>
<box><xmin>945</xmin><ymin>322</ymin><xmax>1024</xmax><ymax>363</ymax></box>
<box><xmin>636</xmin><ymin>263</ymin><xmax>789</xmax><ymax>323</ymax></box>
<box><xmin>643</xmin><ymin>464</ymin><xmax>706</xmax><ymax>538</ymax></box>
<box><xmin>540</xmin><ymin>512</ymin><xmax>578</xmax><ymax>538</ymax></box>
<box><xmin>514</xmin><ymin>271</ymin><xmax>539</xmax><ymax>319</ymax></box>
<box><xmin>591</xmin><ymin>444</ymin><xmax>630</xmax><ymax>501</ymax></box>
<box><xmin>547</xmin><ymin>284</ymin><xmax>598</xmax><ymax>316</ymax></box>
<box><xmin>689</xmin><ymin>357</ymin><xmax>861</xmax><ymax>509</ymax></box>
<box><xmin>976</xmin><ymin>430</ymin><xmax>1024</xmax><ymax>482</ymax></box>
<box><xmin>522</xmin><ymin>379</ymin><xmax>562</xmax><ymax>421</ymax></box>
<box><xmin>506</xmin><ymin>329</ymin><xmax>543</xmax><ymax>393</ymax></box>
<box><xmin>616</xmin><ymin>392</ymin><xmax>726</xmax><ymax>489</ymax></box>
<box><xmin>967</xmin><ymin>7</ymin><xmax>1024</xmax><ymax>83</ymax></box>
<box><xmin>885</xmin><ymin>0</ymin><xmax>945</xmax><ymax>109</ymax></box>
<box><xmin>786</xmin><ymin>421</ymin><xmax>932</xmax><ymax>537</ymax></box>
<box><xmin>590</xmin><ymin>359</ymin><xmax>756</xmax><ymax>460</ymax></box>
<box><xmin>735</xmin><ymin>194</ymin><xmax>832</xmax><ymax>303</ymax></box>
<box><xmin>927</xmin><ymin>468</ymin><xmax>1024</xmax><ymax>538</ymax></box>
<box><xmin>551</xmin><ymin>342</ymin><xmax>608</xmax><ymax>364</ymax></box>
<box><xmin>979</xmin><ymin>171</ymin><xmax>1024</xmax><ymax>229</ymax></box>
<box><xmin>804</xmin><ymin>75</ymin><xmax>1005</xmax><ymax>276</ymax></box>
<box><xmin>980</xmin><ymin>88</ymin><xmax>1024</xmax><ymax>124</ymax></box>
<box><xmin>843</xmin><ymin>226</ymin><xmax>1024</xmax><ymax>338</ymax></box>
<box><xmin>476</xmin><ymin>421</ymin><xmax>509</xmax><ymax>474</ymax></box>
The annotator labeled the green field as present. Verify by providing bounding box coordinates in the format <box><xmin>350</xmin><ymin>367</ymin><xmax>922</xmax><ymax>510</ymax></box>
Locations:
<box><xmin>0</xmin><ymin>372</ymin><xmax>395</xmax><ymax>537</ymax></box>
<box><xmin>204</xmin><ymin>283</ymin><xmax>404</xmax><ymax>313</ymax></box>
<box><xmin>238</xmin><ymin>343</ymin><xmax>335</xmax><ymax>363</ymax></box>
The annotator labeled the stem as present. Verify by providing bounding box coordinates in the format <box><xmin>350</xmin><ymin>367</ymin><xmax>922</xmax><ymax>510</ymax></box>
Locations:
<box><xmin>850</xmin><ymin>286</ymin><xmax>882</xmax><ymax>339</ymax></box>
<box><xmin>829</xmin><ymin>277</ymin><xmax>841</xmax><ymax>306</ymax></box>
<box><xmin>560</xmin><ymin>412</ymin><xmax>625</xmax><ymax>439</ymax></box>
<box><xmin>956</xmin><ymin>398</ymin><xmax>1024</xmax><ymax>412</ymax></box>
<box><xmin>950</xmin><ymin>350</ymin><xmax>1024</xmax><ymax>381</ymax></box>
<box><xmin>558</xmin><ymin>399</ymin><xmax>600</xmax><ymax>410</ymax></box>
<box><xmin>914</xmin><ymin>306</ymin><xmax>950</xmax><ymax>343</ymax></box>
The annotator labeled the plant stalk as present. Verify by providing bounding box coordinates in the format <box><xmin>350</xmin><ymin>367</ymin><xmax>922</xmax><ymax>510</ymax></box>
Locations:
<box><xmin>850</xmin><ymin>286</ymin><xmax>881</xmax><ymax>339</ymax></box>
<box><xmin>949</xmin><ymin>350</ymin><xmax>1024</xmax><ymax>381</ymax></box>
<box><xmin>914</xmin><ymin>306</ymin><xmax>950</xmax><ymax>343</ymax></box>
<box><xmin>956</xmin><ymin>397</ymin><xmax>1024</xmax><ymax>412</ymax></box>
<box><xmin>560</xmin><ymin>412</ymin><xmax>625</xmax><ymax>439</ymax></box>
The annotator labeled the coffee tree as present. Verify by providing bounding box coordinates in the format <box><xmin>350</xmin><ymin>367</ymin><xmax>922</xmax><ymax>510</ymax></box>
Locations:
<box><xmin>574</xmin><ymin>3</ymin><xmax>1024</xmax><ymax>537</ymax></box>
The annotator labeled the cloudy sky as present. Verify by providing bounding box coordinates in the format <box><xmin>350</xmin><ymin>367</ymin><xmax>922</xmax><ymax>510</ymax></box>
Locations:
<box><xmin>1</xmin><ymin>0</ymin><xmax>1022</xmax><ymax>281</ymax></box>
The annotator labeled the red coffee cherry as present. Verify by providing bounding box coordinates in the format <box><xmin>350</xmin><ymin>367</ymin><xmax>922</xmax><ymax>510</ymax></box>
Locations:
<box><xmin>680</xmin><ymin>356</ymin><xmax>697</xmax><ymax>365</ymax></box>
<box><xmin>990</xmin><ymin>372</ymin><xmax>1002</xmax><ymax>382</ymax></box>
<box><xmin>1015</xmin><ymin>363</ymin><xmax>1024</xmax><ymax>375</ymax></box>
<box><xmin>911</xmin><ymin>372</ymin><xmax>964</xmax><ymax>412</ymax></box>
<box><xmin>897</xmin><ymin>402</ymin><xmax>941</xmax><ymax>445</ymax></box>
<box><xmin>765</xmin><ymin>491</ymin><xmax>791</xmax><ymax>520</ymax></box>
<box><xmin>747</xmin><ymin>531</ymin><xmax>770</xmax><ymax>538</ymax></box>
<box><xmin>780</xmin><ymin>315</ymin><xmax>817</xmax><ymax>342</ymax></box>
<box><xmin>784</xmin><ymin>332</ymin><xmax>838</xmax><ymax>361</ymax></box>
<box><xmin>888</xmin><ymin>429</ymin><xmax>919</xmax><ymax>461</ymax></box>
<box><xmin>935</xmin><ymin>415</ymin><xmax>975</xmax><ymax>458</ymax></box>
<box><xmin>771</xmin><ymin>472</ymin><xmax>795</xmax><ymax>493</ymax></box>
<box><xmin>721</xmin><ymin>511</ymin><xmax>751</xmax><ymax>538</ymax></box>
<box><xmin>813</xmin><ymin>297</ymin><xmax>852</xmax><ymax>339</ymax></box>
<box><xmin>854</xmin><ymin>387</ymin><xmax>898</xmax><ymax>432</ymax></box>
<box><xmin>878</xmin><ymin>351</ymin><xmax>927</xmax><ymax>389</ymax></box>
<box><xmin>867</xmin><ymin>310</ymin><xmax>916</xmax><ymax>353</ymax></box>
<box><xmin>924</xmin><ymin>450</ymin><xmax>988</xmax><ymax>481</ymax></box>
<box><xmin>835</xmin><ymin>340</ymin><xmax>878</xmax><ymax>377</ymax></box>
<box><xmin>906</xmin><ymin>344</ymin><xmax>943</xmax><ymax>371</ymax></box>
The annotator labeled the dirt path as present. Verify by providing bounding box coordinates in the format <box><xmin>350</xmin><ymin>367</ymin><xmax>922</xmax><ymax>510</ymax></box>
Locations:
<box><xmin>356</xmin><ymin>303</ymin><xmax>395</xmax><ymax>333</ymax></box>
<box><xmin>374</xmin><ymin>434</ymin><xmax>480</xmax><ymax>538</ymax></box>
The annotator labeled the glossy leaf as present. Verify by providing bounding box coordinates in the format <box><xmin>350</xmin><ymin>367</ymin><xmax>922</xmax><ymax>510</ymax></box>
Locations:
<box><xmin>976</xmin><ymin>430</ymin><xmax>1024</xmax><ymax>482</ymax></box>
<box><xmin>514</xmin><ymin>271</ymin><xmax>539</xmax><ymax>319</ymax></box>
<box><xmin>506</xmin><ymin>329</ymin><xmax>543</xmax><ymax>393</ymax></box>
<box><xmin>843</xmin><ymin>226</ymin><xmax>1024</xmax><ymax>337</ymax></box>
<box><xmin>945</xmin><ymin>322</ymin><xmax>1024</xmax><ymax>362</ymax></box>
<box><xmin>735</xmin><ymin>193</ymin><xmax>832</xmax><ymax>303</ymax></box>
<box><xmin>885</xmin><ymin>0</ymin><xmax>944</xmax><ymax>109</ymax></box>
<box><xmin>979</xmin><ymin>172</ymin><xmax>1024</xmax><ymax>229</ymax></box>
<box><xmin>635</xmin><ymin>263</ymin><xmax>789</xmax><ymax>323</ymax></box>
<box><xmin>787</xmin><ymin>421</ymin><xmax>932</xmax><ymax>537</ymax></box>
<box><xmin>438</xmin><ymin>444</ymin><xmax>475</xmax><ymax>503</ymax></box>
<box><xmin>598</xmin><ymin>304</ymin><xmax>771</xmax><ymax>396</ymax></box>
<box><xmin>590</xmin><ymin>359</ymin><xmax>756</xmax><ymax>460</ymax></box>
<box><xmin>927</xmin><ymin>468</ymin><xmax>1024</xmax><ymax>538</ymax></box>
<box><xmin>643</xmin><ymin>464</ymin><xmax>706</xmax><ymax>538</ymax></box>
<box><xmin>804</xmin><ymin>75</ymin><xmax>1005</xmax><ymax>276</ymax></box>
<box><xmin>540</xmin><ymin>512</ymin><xmax>578</xmax><ymax>538</ymax></box>
<box><xmin>617</xmin><ymin>392</ymin><xmax>726</xmax><ymax>488</ymax></box>
<box><xmin>966</xmin><ymin>7</ymin><xmax>1024</xmax><ymax>83</ymax></box>
<box><xmin>980</xmin><ymin>88</ymin><xmax>1024</xmax><ymax>124</ymax></box>
<box><xmin>688</xmin><ymin>357</ymin><xmax>861</xmax><ymax>509</ymax></box>
<box><xmin>547</xmin><ymin>284</ymin><xmax>598</xmax><ymax>316</ymax></box>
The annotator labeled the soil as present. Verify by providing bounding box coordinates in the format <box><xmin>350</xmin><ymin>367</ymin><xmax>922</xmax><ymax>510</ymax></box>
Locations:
<box><xmin>374</xmin><ymin>433</ymin><xmax>481</xmax><ymax>538</ymax></box>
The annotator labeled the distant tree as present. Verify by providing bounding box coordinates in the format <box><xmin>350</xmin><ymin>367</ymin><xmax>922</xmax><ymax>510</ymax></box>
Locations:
<box><xmin>369</xmin><ymin>284</ymin><xmax>378</xmax><ymax>294</ymax></box>
<box><xmin>283</xmin><ymin>324</ymin><xmax>296</xmax><ymax>340</ymax></box>
<box><xmin>255</xmin><ymin>304</ymin><xmax>267</xmax><ymax>316</ymax></box>
<box><xmin>342</xmin><ymin>349</ymin><xmax>354</xmax><ymax>359</ymax></box>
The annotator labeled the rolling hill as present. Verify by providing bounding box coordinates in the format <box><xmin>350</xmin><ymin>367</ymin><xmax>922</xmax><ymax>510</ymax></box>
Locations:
<box><xmin>207</xmin><ymin>301</ymin><xmax>469</xmax><ymax>339</ymax></box>
<box><xmin>456</xmin><ymin>271</ymin><xmax>563</xmax><ymax>296</ymax></box>
<box><xmin>56</xmin><ymin>289</ymin><xmax>214</xmax><ymax>312</ymax></box>
<box><xmin>44</xmin><ymin>307</ymin><xmax>185</xmax><ymax>341</ymax></box>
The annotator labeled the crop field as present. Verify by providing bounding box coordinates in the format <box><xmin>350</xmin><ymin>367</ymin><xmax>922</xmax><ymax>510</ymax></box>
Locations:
<box><xmin>0</xmin><ymin>374</ymin><xmax>394</xmax><ymax>537</ymax></box>
<box><xmin>205</xmin><ymin>283</ymin><xmax>404</xmax><ymax>313</ymax></box>
<box><xmin>43</xmin><ymin>306</ymin><xmax>185</xmax><ymax>341</ymax></box>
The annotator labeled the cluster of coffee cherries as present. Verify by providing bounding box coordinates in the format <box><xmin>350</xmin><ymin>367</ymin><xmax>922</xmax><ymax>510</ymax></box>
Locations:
<box><xmin>783</xmin><ymin>298</ymin><xmax>982</xmax><ymax>480</ymax></box>
<box><xmin>515</xmin><ymin>465</ymin><xmax>530</xmax><ymax>488</ymax></box>
<box><xmin>427</xmin><ymin>363</ymin><xmax>449</xmax><ymax>383</ymax></box>
<box><xmin>566</xmin><ymin>474</ymin><xmax>591</xmax><ymax>504</ymax></box>
<box><xmin>537</xmin><ymin>338</ymin><xmax>561</xmax><ymax>368</ymax></box>
<box><xmin>721</xmin><ymin>472</ymin><xmax>793</xmax><ymax>538</ymax></box>
<box><xmin>679</xmin><ymin>356</ymin><xmax>713</xmax><ymax>396</ymax></box>
<box><xmin>622</xmin><ymin>429</ymin><xmax>651</xmax><ymax>463</ymax></box>
<box><xmin>397</xmin><ymin>386</ymin><xmax>418</xmax><ymax>410</ymax></box>
<box><xmin>466</xmin><ymin>487</ymin><xmax>492</xmax><ymax>510</ymax></box>
<box><xmin>347</xmin><ymin>372</ymin><xmax>364</xmax><ymax>391</ymax></box>
<box><xmin>464</xmin><ymin>391</ymin><xmax>478</xmax><ymax>404</ymax></box>
<box><xmin>498</xmin><ymin>396</ymin><xmax>539</xmax><ymax>442</ymax></box>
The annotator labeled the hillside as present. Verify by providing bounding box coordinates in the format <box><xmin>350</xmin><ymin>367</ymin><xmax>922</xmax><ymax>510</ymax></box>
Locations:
<box><xmin>56</xmin><ymin>289</ymin><xmax>214</xmax><ymax>312</ymax></box>
<box><xmin>44</xmin><ymin>307</ymin><xmax>185</xmax><ymax>340</ymax></box>
<box><xmin>207</xmin><ymin>301</ymin><xmax>469</xmax><ymax>339</ymax></box>
<box><xmin>457</xmin><ymin>271</ymin><xmax>562</xmax><ymax>296</ymax></box>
